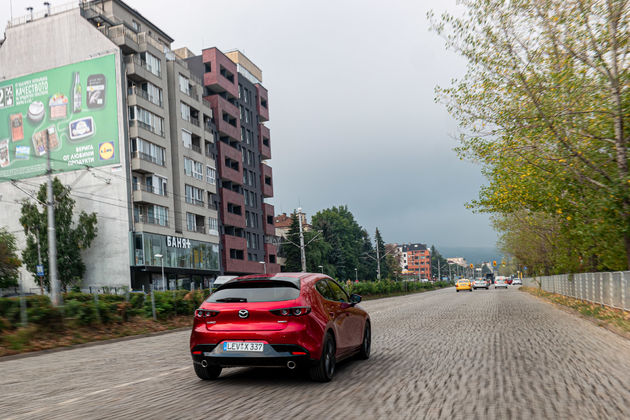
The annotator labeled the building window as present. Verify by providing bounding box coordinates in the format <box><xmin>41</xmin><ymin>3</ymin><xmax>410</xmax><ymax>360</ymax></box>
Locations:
<box><xmin>227</xmin><ymin>203</ymin><xmax>242</xmax><ymax>215</ymax></box>
<box><xmin>230</xmin><ymin>249</ymin><xmax>244</xmax><ymax>260</ymax></box>
<box><xmin>140</xmin><ymin>51</ymin><xmax>161</xmax><ymax>77</ymax></box>
<box><xmin>206</xmin><ymin>166</ymin><xmax>216</xmax><ymax>184</ymax></box>
<box><xmin>208</xmin><ymin>217</ymin><xmax>218</xmax><ymax>236</ymax></box>
<box><xmin>181</xmin><ymin>102</ymin><xmax>191</xmax><ymax>122</ymax></box>
<box><xmin>129</xmin><ymin>106</ymin><xmax>164</xmax><ymax>136</ymax></box>
<box><xmin>185</xmin><ymin>184</ymin><xmax>204</xmax><ymax>206</ymax></box>
<box><xmin>179</xmin><ymin>74</ymin><xmax>190</xmax><ymax>95</ymax></box>
<box><xmin>182</xmin><ymin>129</ymin><xmax>192</xmax><ymax>148</ymax></box>
<box><xmin>131</xmin><ymin>138</ymin><xmax>165</xmax><ymax>166</ymax></box>
<box><xmin>186</xmin><ymin>212</ymin><xmax>197</xmax><ymax>231</ymax></box>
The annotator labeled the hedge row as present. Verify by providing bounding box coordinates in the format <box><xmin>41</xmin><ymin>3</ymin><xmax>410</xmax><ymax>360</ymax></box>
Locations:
<box><xmin>0</xmin><ymin>281</ymin><xmax>451</xmax><ymax>333</ymax></box>
<box><xmin>0</xmin><ymin>290</ymin><xmax>210</xmax><ymax>333</ymax></box>
<box><xmin>348</xmin><ymin>280</ymin><xmax>451</xmax><ymax>297</ymax></box>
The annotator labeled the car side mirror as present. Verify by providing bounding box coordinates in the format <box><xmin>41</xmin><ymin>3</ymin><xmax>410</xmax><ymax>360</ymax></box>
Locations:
<box><xmin>350</xmin><ymin>293</ymin><xmax>362</xmax><ymax>304</ymax></box>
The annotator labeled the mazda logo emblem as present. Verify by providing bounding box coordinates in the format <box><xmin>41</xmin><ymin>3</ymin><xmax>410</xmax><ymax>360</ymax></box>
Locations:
<box><xmin>238</xmin><ymin>309</ymin><xmax>249</xmax><ymax>319</ymax></box>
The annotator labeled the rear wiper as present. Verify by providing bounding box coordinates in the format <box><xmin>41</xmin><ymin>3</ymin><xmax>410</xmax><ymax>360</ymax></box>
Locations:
<box><xmin>215</xmin><ymin>297</ymin><xmax>248</xmax><ymax>302</ymax></box>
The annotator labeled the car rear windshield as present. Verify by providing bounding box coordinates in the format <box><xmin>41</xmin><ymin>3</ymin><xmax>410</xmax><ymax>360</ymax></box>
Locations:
<box><xmin>206</xmin><ymin>280</ymin><xmax>300</xmax><ymax>303</ymax></box>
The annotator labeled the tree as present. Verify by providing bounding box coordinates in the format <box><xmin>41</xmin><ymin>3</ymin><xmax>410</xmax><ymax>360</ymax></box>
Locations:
<box><xmin>374</xmin><ymin>228</ymin><xmax>390</xmax><ymax>280</ymax></box>
<box><xmin>20</xmin><ymin>177</ymin><xmax>98</xmax><ymax>291</ymax></box>
<box><xmin>430</xmin><ymin>246</ymin><xmax>449</xmax><ymax>280</ymax></box>
<box><xmin>281</xmin><ymin>212</ymin><xmax>333</xmax><ymax>274</ymax></box>
<box><xmin>431</xmin><ymin>0</ymin><xmax>630</xmax><ymax>270</ymax></box>
<box><xmin>312</xmin><ymin>206</ymin><xmax>366</xmax><ymax>281</ymax></box>
<box><xmin>0</xmin><ymin>228</ymin><xmax>21</xmax><ymax>289</ymax></box>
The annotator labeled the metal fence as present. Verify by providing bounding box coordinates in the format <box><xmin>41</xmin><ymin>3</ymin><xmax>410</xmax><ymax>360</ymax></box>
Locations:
<box><xmin>523</xmin><ymin>271</ymin><xmax>630</xmax><ymax>311</ymax></box>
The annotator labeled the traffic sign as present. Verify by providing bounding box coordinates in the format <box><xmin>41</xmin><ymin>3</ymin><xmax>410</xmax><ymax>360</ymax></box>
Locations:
<box><xmin>469</xmin><ymin>263</ymin><xmax>473</xmax><ymax>269</ymax></box>
<box><xmin>36</xmin><ymin>265</ymin><xmax>44</xmax><ymax>277</ymax></box>
<box><xmin>492</xmin><ymin>260</ymin><xmax>497</xmax><ymax>267</ymax></box>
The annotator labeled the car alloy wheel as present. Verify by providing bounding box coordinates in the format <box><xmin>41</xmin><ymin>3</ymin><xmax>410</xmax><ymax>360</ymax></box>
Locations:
<box><xmin>324</xmin><ymin>338</ymin><xmax>335</xmax><ymax>378</ymax></box>
<box><xmin>358</xmin><ymin>321</ymin><xmax>371</xmax><ymax>360</ymax></box>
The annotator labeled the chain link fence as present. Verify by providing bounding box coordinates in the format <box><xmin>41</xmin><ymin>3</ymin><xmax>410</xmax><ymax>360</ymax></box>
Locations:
<box><xmin>523</xmin><ymin>271</ymin><xmax>630</xmax><ymax>311</ymax></box>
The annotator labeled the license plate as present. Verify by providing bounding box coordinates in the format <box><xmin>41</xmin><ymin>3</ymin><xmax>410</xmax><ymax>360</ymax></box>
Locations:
<box><xmin>222</xmin><ymin>342</ymin><xmax>264</xmax><ymax>352</ymax></box>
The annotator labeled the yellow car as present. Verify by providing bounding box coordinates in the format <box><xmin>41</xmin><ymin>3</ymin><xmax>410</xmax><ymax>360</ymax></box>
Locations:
<box><xmin>455</xmin><ymin>279</ymin><xmax>472</xmax><ymax>292</ymax></box>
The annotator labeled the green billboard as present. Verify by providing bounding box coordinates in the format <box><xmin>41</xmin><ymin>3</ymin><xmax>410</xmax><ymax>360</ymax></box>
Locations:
<box><xmin>0</xmin><ymin>54</ymin><xmax>120</xmax><ymax>180</ymax></box>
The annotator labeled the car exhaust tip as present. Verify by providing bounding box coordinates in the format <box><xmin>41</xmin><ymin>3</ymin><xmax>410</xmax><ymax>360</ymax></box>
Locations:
<box><xmin>287</xmin><ymin>361</ymin><xmax>296</xmax><ymax>370</ymax></box>
<box><xmin>201</xmin><ymin>360</ymin><xmax>208</xmax><ymax>368</ymax></box>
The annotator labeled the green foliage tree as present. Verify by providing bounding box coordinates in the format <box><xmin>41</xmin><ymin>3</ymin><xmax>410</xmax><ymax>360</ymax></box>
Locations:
<box><xmin>312</xmin><ymin>206</ymin><xmax>372</xmax><ymax>281</ymax></box>
<box><xmin>431</xmin><ymin>0</ymin><xmax>630</xmax><ymax>271</ymax></box>
<box><xmin>20</xmin><ymin>177</ymin><xmax>98</xmax><ymax>291</ymax></box>
<box><xmin>0</xmin><ymin>228</ymin><xmax>21</xmax><ymax>289</ymax></box>
<box><xmin>281</xmin><ymin>212</ymin><xmax>333</xmax><ymax>275</ymax></box>
<box><xmin>374</xmin><ymin>228</ymin><xmax>390</xmax><ymax>280</ymax></box>
<box><xmin>430</xmin><ymin>245</ymin><xmax>449</xmax><ymax>280</ymax></box>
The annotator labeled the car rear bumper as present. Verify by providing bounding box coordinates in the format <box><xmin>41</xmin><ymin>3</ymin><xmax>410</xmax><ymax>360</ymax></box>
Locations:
<box><xmin>191</xmin><ymin>343</ymin><xmax>314</xmax><ymax>368</ymax></box>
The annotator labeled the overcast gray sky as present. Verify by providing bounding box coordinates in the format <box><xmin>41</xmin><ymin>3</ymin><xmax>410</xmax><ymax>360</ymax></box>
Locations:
<box><xmin>1</xmin><ymin>0</ymin><xmax>497</xmax><ymax>251</ymax></box>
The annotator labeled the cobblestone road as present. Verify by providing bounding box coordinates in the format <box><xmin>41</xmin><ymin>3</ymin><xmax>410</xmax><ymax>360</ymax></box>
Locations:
<box><xmin>2</xmin><ymin>286</ymin><xmax>630</xmax><ymax>420</ymax></box>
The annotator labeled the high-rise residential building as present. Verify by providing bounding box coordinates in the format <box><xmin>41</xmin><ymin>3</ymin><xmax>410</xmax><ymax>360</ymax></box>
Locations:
<box><xmin>398</xmin><ymin>243</ymin><xmax>431</xmax><ymax>278</ymax></box>
<box><xmin>185</xmin><ymin>48</ymin><xmax>279</xmax><ymax>275</ymax></box>
<box><xmin>0</xmin><ymin>0</ymin><xmax>277</xmax><ymax>292</ymax></box>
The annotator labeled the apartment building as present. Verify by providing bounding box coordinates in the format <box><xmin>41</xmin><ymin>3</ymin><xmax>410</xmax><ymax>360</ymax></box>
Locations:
<box><xmin>185</xmin><ymin>49</ymin><xmax>280</xmax><ymax>275</ymax></box>
<box><xmin>0</xmin><ymin>0</ymin><xmax>276</xmax><ymax>292</ymax></box>
<box><xmin>398</xmin><ymin>243</ymin><xmax>431</xmax><ymax>279</ymax></box>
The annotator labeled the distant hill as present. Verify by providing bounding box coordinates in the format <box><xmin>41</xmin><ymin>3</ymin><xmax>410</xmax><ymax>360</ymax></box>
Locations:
<box><xmin>434</xmin><ymin>246</ymin><xmax>503</xmax><ymax>264</ymax></box>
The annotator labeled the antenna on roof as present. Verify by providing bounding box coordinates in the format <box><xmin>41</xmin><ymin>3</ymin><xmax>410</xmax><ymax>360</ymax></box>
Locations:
<box><xmin>26</xmin><ymin>6</ymin><xmax>34</xmax><ymax>22</ymax></box>
<box><xmin>43</xmin><ymin>2</ymin><xmax>51</xmax><ymax>17</ymax></box>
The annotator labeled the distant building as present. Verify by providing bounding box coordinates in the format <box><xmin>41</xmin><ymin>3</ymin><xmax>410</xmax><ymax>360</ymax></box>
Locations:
<box><xmin>398</xmin><ymin>243</ymin><xmax>431</xmax><ymax>278</ymax></box>
<box><xmin>447</xmin><ymin>257</ymin><xmax>468</xmax><ymax>267</ymax></box>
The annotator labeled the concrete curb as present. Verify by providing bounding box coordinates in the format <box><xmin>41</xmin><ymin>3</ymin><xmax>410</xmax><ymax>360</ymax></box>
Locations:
<box><xmin>0</xmin><ymin>326</ymin><xmax>190</xmax><ymax>362</ymax></box>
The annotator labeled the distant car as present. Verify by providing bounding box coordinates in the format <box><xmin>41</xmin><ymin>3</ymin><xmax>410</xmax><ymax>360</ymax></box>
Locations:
<box><xmin>506</xmin><ymin>278</ymin><xmax>513</xmax><ymax>285</ymax></box>
<box><xmin>455</xmin><ymin>279</ymin><xmax>472</xmax><ymax>292</ymax></box>
<box><xmin>190</xmin><ymin>273</ymin><xmax>370</xmax><ymax>382</ymax></box>
<box><xmin>472</xmin><ymin>279</ymin><xmax>489</xmax><ymax>290</ymax></box>
<box><xmin>495</xmin><ymin>278</ymin><xmax>508</xmax><ymax>289</ymax></box>
<box><xmin>512</xmin><ymin>278</ymin><xmax>522</xmax><ymax>285</ymax></box>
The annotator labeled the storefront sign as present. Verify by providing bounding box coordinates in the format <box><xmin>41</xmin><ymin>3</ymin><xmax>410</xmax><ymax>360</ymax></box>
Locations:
<box><xmin>166</xmin><ymin>235</ymin><xmax>191</xmax><ymax>249</ymax></box>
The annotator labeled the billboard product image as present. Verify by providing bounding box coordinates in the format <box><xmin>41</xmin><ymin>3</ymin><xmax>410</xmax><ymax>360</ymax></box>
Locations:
<box><xmin>0</xmin><ymin>54</ymin><xmax>119</xmax><ymax>180</ymax></box>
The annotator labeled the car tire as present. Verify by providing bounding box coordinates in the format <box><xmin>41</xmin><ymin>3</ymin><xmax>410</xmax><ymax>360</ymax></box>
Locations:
<box><xmin>357</xmin><ymin>321</ymin><xmax>371</xmax><ymax>360</ymax></box>
<box><xmin>309</xmin><ymin>332</ymin><xmax>336</xmax><ymax>382</ymax></box>
<box><xmin>469</xmin><ymin>289</ymin><xmax>473</xmax><ymax>292</ymax></box>
<box><xmin>193</xmin><ymin>362</ymin><xmax>222</xmax><ymax>380</ymax></box>
<box><xmin>456</xmin><ymin>290</ymin><xmax>459</xmax><ymax>292</ymax></box>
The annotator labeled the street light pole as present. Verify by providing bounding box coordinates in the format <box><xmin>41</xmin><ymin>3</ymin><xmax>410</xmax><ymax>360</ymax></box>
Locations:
<box><xmin>355</xmin><ymin>267</ymin><xmax>358</xmax><ymax>282</ymax></box>
<box><xmin>259</xmin><ymin>261</ymin><xmax>267</xmax><ymax>274</ymax></box>
<box><xmin>46</xmin><ymin>133</ymin><xmax>60</xmax><ymax>306</ymax></box>
<box><xmin>375</xmin><ymin>237</ymin><xmax>381</xmax><ymax>281</ymax></box>
<box><xmin>318</xmin><ymin>265</ymin><xmax>323</xmax><ymax>274</ymax></box>
<box><xmin>297</xmin><ymin>208</ymin><xmax>306</xmax><ymax>272</ymax></box>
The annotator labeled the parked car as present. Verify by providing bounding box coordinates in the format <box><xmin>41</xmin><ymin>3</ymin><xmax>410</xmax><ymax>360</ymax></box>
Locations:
<box><xmin>512</xmin><ymin>278</ymin><xmax>522</xmax><ymax>285</ymax></box>
<box><xmin>472</xmin><ymin>279</ymin><xmax>489</xmax><ymax>290</ymax></box>
<box><xmin>190</xmin><ymin>273</ymin><xmax>370</xmax><ymax>382</ymax></box>
<box><xmin>495</xmin><ymin>278</ymin><xmax>508</xmax><ymax>289</ymax></box>
<box><xmin>455</xmin><ymin>279</ymin><xmax>472</xmax><ymax>292</ymax></box>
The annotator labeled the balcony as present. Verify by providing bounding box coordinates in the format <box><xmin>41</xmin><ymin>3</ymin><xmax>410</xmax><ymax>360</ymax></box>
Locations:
<box><xmin>134</xmin><ymin>212</ymin><xmax>169</xmax><ymax>228</ymax></box>
<box><xmin>205</xmin><ymin>95</ymin><xmax>240</xmax><ymax>141</ymax></box>
<box><xmin>129</xmin><ymin>119</ymin><xmax>164</xmax><ymax>138</ymax></box>
<box><xmin>217</xmin><ymin>142</ymin><xmax>243</xmax><ymax>185</ymax></box>
<box><xmin>259</xmin><ymin>124</ymin><xmax>271</xmax><ymax>160</ymax></box>
<box><xmin>202</xmin><ymin>47</ymin><xmax>239</xmax><ymax>99</ymax></box>
<box><xmin>127</xmin><ymin>86</ymin><xmax>163</xmax><ymax>111</ymax></box>
<box><xmin>220</xmin><ymin>188</ymin><xmax>246</xmax><ymax>228</ymax></box>
<box><xmin>263</xmin><ymin>203</ymin><xmax>275</xmax><ymax>236</ymax></box>
<box><xmin>124</xmin><ymin>54</ymin><xmax>161</xmax><ymax>84</ymax></box>
<box><xmin>255</xmin><ymin>83</ymin><xmax>269</xmax><ymax>122</ymax></box>
<box><xmin>100</xmin><ymin>24</ymin><xmax>138</xmax><ymax>54</ymax></box>
<box><xmin>261</xmin><ymin>163</ymin><xmax>273</xmax><ymax>198</ymax></box>
<box><xmin>131</xmin><ymin>151</ymin><xmax>167</xmax><ymax>175</ymax></box>
<box><xmin>132</xmin><ymin>183</ymin><xmax>170</xmax><ymax>207</ymax></box>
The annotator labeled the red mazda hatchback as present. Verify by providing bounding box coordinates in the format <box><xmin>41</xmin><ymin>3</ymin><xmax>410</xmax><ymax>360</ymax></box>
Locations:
<box><xmin>190</xmin><ymin>273</ymin><xmax>371</xmax><ymax>382</ymax></box>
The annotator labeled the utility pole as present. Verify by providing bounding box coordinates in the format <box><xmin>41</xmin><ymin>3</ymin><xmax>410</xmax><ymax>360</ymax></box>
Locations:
<box><xmin>46</xmin><ymin>131</ymin><xmax>60</xmax><ymax>306</ymax></box>
<box><xmin>297</xmin><ymin>208</ymin><xmax>306</xmax><ymax>272</ymax></box>
<box><xmin>375</xmin><ymin>238</ymin><xmax>381</xmax><ymax>281</ymax></box>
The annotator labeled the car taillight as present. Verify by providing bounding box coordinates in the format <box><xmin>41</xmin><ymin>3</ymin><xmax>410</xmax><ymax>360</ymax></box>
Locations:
<box><xmin>195</xmin><ymin>309</ymin><xmax>219</xmax><ymax>319</ymax></box>
<box><xmin>270</xmin><ymin>306</ymin><xmax>311</xmax><ymax>317</ymax></box>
